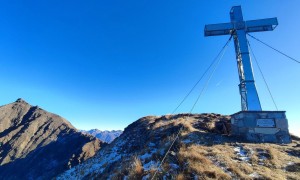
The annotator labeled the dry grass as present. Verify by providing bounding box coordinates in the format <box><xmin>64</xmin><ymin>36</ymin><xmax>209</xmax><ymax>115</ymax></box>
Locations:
<box><xmin>182</xmin><ymin>121</ymin><xmax>196</xmax><ymax>132</ymax></box>
<box><xmin>120</xmin><ymin>117</ymin><xmax>300</xmax><ymax>180</ymax></box>
<box><xmin>205</xmin><ymin>145</ymin><xmax>253</xmax><ymax>179</ymax></box>
<box><xmin>177</xmin><ymin>145</ymin><xmax>231</xmax><ymax>180</ymax></box>
<box><xmin>152</xmin><ymin>120</ymin><xmax>170</xmax><ymax>129</ymax></box>
<box><xmin>175</xmin><ymin>173</ymin><xmax>185</xmax><ymax>180</ymax></box>
<box><xmin>176</xmin><ymin>142</ymin><xmax>299</xmax><ymax>179</ymax></box>
<box><xmin>85</xmin><ymin>114</ymin><xmax>300</xmax><ymax>179</ymax></box>
<box><xmin>242</xmin><ymin>143</ymin><xmax>300</xmax><ymax>179</ymax></box>
<box><xmin>128</xmin><ymin>156</ymin><xmax>144</xmax><ymax>179</ymax></box>
<box><xmin>265</xmin><ymin>146</ymin><xmax>283</xmax><ymax>168</ymax></box>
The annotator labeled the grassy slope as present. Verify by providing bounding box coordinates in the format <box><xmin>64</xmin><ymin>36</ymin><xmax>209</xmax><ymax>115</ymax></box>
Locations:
<box><xmin>58</xmin><ymin>113</ymin><xmax>300</xmax><ymax>179</ymax></box>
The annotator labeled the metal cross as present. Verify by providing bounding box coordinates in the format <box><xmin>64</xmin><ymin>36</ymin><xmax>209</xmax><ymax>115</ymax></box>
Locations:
<box><xmin>204</xmin><ymin>6</ymin><xmax>278</xmax><ymax>111</ymax></box>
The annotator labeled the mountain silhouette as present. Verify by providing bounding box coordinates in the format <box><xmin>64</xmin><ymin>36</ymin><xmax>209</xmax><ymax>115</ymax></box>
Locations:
<box><xmin>0</xmin><ymin>99</ymin><xmax>106</xmax><ymax>179</ymax></box>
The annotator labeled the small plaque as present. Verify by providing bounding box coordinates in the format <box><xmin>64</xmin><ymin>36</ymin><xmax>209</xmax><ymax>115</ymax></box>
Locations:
<box><xmin>256</xmin><ymin>119</ymin><xmax>276</xmax><ymax>127</ymax></box>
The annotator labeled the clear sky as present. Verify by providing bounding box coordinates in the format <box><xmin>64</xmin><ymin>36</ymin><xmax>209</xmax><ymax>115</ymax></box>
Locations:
<box><xmin>0</xmin><ymin>0</ymin><xmax>299</xmax><ymax>136</ymax></box>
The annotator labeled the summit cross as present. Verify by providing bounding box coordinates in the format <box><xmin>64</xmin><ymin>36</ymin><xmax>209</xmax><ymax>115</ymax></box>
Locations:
<box><xmin>204</xmin><ymin>6</ymin><xmax>278</xmax><ymax>111</ymax></box>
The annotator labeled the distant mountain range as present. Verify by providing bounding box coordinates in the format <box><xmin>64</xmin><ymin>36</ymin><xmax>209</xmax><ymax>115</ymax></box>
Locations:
<box><xmin>80</xmin><ymin>129</ymin><xmax>122</xmax><ymax>143</ymax></box>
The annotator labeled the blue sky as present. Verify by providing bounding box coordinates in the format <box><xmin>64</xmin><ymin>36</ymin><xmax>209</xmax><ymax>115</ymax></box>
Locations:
<box><xmin>0</xmin><ymin>0</ymin><xmax>299</xmax><ymax>136</ymax></box>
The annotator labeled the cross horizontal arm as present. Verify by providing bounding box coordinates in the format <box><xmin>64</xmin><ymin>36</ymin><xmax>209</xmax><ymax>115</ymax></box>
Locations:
<box><xmin>204</xmin><ymin>22</ymin><xmax>233</xmax><ymax>36</ymax></box>
<box><xmin>204</xmin><ymin>17</ymin><xmax>278</xmax><ymax>36</ymax></box>
<box><xmin>245</xmin><ymin>18</ymin><xmax>278</xmax><ymax>33</ymax></box>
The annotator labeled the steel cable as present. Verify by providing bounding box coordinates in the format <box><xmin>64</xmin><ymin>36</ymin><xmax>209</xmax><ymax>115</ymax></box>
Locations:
<box><xmin>151</xmin><ymin>36</ymin><xmax>232</xmax><ymax>179</ymax></box>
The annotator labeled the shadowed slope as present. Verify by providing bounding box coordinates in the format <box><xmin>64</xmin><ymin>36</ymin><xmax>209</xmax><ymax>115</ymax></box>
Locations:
<box><xmin>0</xmin><ymin>99</ymin><xmax>105</xmax><ymax>179</ymax></box>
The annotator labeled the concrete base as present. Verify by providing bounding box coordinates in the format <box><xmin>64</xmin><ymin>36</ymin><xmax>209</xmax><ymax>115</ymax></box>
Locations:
<box><xmin>231</xmin><ymin>111</ymin><xmax>291</xmax><ymax>143</ymax></box>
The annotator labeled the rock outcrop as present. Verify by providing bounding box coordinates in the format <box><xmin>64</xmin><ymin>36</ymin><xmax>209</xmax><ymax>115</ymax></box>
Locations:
<box><xmin>0</xmin><ymin>99</ymin><xmax>105</xmax><ymax>179</ymax></box>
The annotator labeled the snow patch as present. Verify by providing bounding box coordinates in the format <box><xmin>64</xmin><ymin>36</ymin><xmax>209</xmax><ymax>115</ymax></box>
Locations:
<box><xmin>140</xmin><ymin>148</ymin><xmax>158</xmax><ymax>161</ymax></box>
<box><xmin>234</xmin><ymin>146</ymin><xmax>250</xmax><ymax>162</ymax></box>
<box><xmin>149</xmin><ymin>142</ymin><xmax>156</xmax><ymax>147</ymax></box>
<box><xmin>143</xmin><ymin>160</ymin><xmax>157</xmax><ymax>171</ymax></box>
<box><xmin>249</xmin><ymin>172</ymin><xmax>261</xmax><ymax>178</ymax></box>
<box><xmin>140</xmin><ymin>153</ymin><xmax>152</xmax><ymax>160</ymax></box>
<box><xmin>142</xmin><ymin>174</ymin><xmax>150</xmax><ymax>180</ymax></box>
<box><xmin>182</xmin><ymin>139</ymin><xmax>192</xmax><ymax>144</ymax></box>
<box><xmin>169</xmin><ymin>163</ymin><xmax>179</xmax><ymax>169</ymax></box>
<box><xmin>256</xmin><ymin>149</ymin><xmax>270</xmax><ymax>165</ymax></box>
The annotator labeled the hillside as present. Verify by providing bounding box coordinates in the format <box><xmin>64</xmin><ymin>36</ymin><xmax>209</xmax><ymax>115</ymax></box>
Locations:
<box><xmin>81</xmin><ymin>129</ymin><xmax>122</xmax><ymax>143</ymax></box>
<box><xmin>58</xmin><ymin>113</ymin><xmax>300</xmax><ymax>179</ymax></box>
<box><xmin>0</xmin><ymin>99</ymin><xmax>105</xmax><ymax>179</ymax></box>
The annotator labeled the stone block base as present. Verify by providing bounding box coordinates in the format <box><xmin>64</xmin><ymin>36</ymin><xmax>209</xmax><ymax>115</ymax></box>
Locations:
<box><xmin>231</xmin><ymin>111</ymin><xmax>291</xmax><ymax>143</ymax></box>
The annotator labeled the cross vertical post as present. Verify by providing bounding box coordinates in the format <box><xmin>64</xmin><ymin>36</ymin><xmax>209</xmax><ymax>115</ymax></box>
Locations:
<box><xmin>203</xmin><ymin>5</ymin><xmax>291</xmax><ymax>144</ymax></box>
<box><xmin>231</xmin><ymin>6</ymin><xmax>261</xmax><ymax>111</ymax></box>
<box><xmin>204</xmin><ymin>6</ymin><xmax>278</xmax><ymax>111</ymax></box>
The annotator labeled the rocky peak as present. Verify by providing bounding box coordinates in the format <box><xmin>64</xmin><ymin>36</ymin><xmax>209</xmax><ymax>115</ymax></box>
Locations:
<box><xmin>0</xmin><ymin>100</ymin><xmax>105</xmax><ymax>179</ymax></box>
<box><xmin>15</xmin><ymin>98</ymin><xmax>27</xmax><ymax>103</ymax></box>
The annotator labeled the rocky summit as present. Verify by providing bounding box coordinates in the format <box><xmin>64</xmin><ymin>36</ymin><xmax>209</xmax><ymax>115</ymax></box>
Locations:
<box><xmin>59</xmin><ymin>113</ymin><xmax>300</xmax><ymax>179</ymax></box>
<box><xmin>0</xmin><ymin>99</ymin><xmax>105</xmax><ymax>179</ymax></box>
